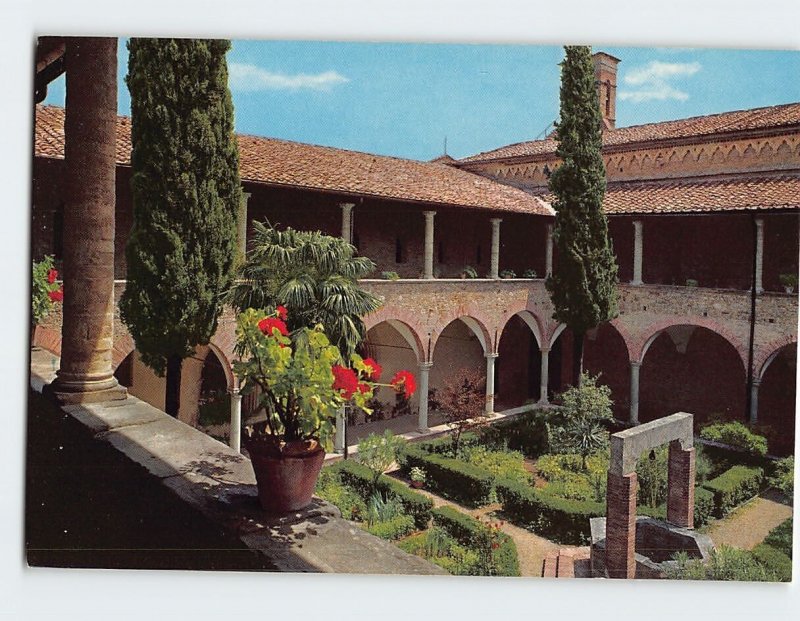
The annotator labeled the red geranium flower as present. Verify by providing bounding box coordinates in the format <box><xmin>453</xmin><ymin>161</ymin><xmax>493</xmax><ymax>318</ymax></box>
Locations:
<box><xmin>47</xmin><ymin>269</ymin><xmax>58</xmax><ymax>284</ymax></box>
<box><xmin>357</xmin><ymin>382</ymin><xmax>371</xmax><ymax>394</ymax></box>
<box><xmin>362</xmin><ymin>357</ymin><xmax>382</xmax><ymax>381</ymax></box>
<box><xmin>332</xmin><ymin>365</ymin><xmax>360</xmax><ymax>399</ymax></box>
<box><xmin>390</xmin><ymin>370</ymin><xmax>416</xmax><ymax>399</ymax></box>
<box><xmin>258</xmin><ymin>316</ymin><xmax>288</xmax><ymax>338</ymax></box>
<box><xmin>48</xmin><ymin>286</ymin><xmax>63</xmax><ymax>302</ymax></box>
<box><xmin>276</xmin><ymin>305</ymin><xmax>288</xmax><ymax>320</ymax></box>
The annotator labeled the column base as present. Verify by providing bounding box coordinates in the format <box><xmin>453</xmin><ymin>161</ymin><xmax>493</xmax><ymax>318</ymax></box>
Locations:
<box><xmin>45</xmin><ymin>376</ymin><xmax>127</xmax><ymax>405</ymax></box>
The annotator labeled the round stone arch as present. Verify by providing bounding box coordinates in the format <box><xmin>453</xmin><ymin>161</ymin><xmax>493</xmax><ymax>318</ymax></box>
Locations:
<box><xmin>756</xmin><ymin>336</ymin><xmax>798</xmax><ymax>382</ymax></box>
<box><xmin>364</xmin><ymin>309</ymin><xmax>429</xmax><ymax>363</ymax></box>
<box><xmin>430</xmin><ymin>314</ymin><xmax>493</xmax><ymax>358</ymax></box>
<box><xmin>111</xmin><ymin>332</ymin><xmax>136</xmax><ymax>372</ymax></box>
<box><xmin>206</xmin><ymin>340</ymin><xmax>236</xmax><ymax>391</ymax></box>
<box><xmin>363</xmin><ymin>318</ymin><xmax>426</xmax><ymax>364</ymax></box>
<box><xmin>495</xmin><ymin>310</ymin><xmax>546</xmax><ymax>408</ymax></box>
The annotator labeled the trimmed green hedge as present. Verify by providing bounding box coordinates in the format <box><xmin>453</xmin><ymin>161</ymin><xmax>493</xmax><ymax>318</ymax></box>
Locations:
<box><xmin>478</xmin><ymin>411</ymin><xmax>551</xmax><ymax>458</ymax></box>
<box><xmin>751</xmin><ymin>543</ymin><xmax>792</xmax><ymax>582</ymax></box>
<box><xmin>330</xmin><ymin>460</ymin><xmax>433</xmax><ymax>529</ymax></box>
<box><xmin>763</xmin><ymin>518</ymin><xmax>793</xmax><ymax>559</ymax></box>
<box><xmin>431</xmin><ymin>506</ymin><xmax>520</xmax><ymax>577</ymax></box>
<box><xmin>496</xmin><ymin>479</ymin><xmax>605</xmax><ymax>545</ymax></box>
<box><xmin>365</xmin><ymin>514</ymin><xmax>415</xmax><ymax>540</ymax></box>
<box><xmin>400</xmin><ymin>445</ymin><xmax>494</xmax><ymax>506</ymax></box>
<box><xmin>702</xmin><ymin>465</ymin><xmax>764</xmax><ymax>518</ymax></box>
<box><xmin>638</xmin><ymin>486</ymin><xmax>714</xmax><ymax>527</ymax></box>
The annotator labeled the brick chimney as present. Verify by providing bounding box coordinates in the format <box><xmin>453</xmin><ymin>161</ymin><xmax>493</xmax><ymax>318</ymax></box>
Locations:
<box><xmin>592</xmin><ymin>52</ymin><xmax>621</xmax><ymax>130</ymax></box>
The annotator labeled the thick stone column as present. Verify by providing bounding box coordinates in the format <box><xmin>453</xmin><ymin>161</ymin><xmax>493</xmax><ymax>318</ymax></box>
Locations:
<box><xmin>177</xmin><ymin>354</ymin><xmax>204</xmax><ymax>425</ymax></box>
<box><xmin>490</xmin><ymin>218</ymin><xmax>502</xmax><ymax>279</ymax></box>
<box><xmin>334</xmin><ymin>406</ymin><xmax>346</xmax><ymax>453</ymax></box>
<box><xmin>423</xmin><ymin>210</ymin><xmax>436</xmax><ymax>279</ymax></box>
<box><xmin>749</xmin><ymin>378</ymin><xmax>761</xmax><ymax>424</ymax></box>
<box><xmin>629</xmin><ymin>361</ymin><xmax>641</xmax><ymax>425</ymax></box>
<box><xmin>755</xmin><ymin>217</ymin><xmax>764</xmax><ymax>294</ymax></box>
<box><xmin>605</xmin><ymin>471</ymin><xmax>638</xmax><ymax>579</ymax></box>
<box><xmin>237</xmin><ymin>191</ymin><xmax>251</xmax><ymax>260</ymax></box>
<box><xmin>230</xmin><ymin>388</ymin><xmax>242</xmax><ymax>453</ymax></box>
<box><xmin>485</xmin><ymin>353</ymin><xmax>498</xmax><ymax>415</ymax></box>
<box><xmin>545</xmin><ymin>223</ymin><xmax>554</xmax><ymax>277</ymax></box>
<box><xmin>538</xmin><ymin>347</ymin><xmax>550</xmax><ymax>404</ymax></box>
<box><xmin>667</xmin><ymin>441</ymin><xmax>695</xmax><ymax>528</ymax></box>
<box><xmin>340</xmin><ymin>202</ymin><xmax>354</xmax><ymax>243</ymax></box>
<box><xmin>52</xmin><ymin>37</ymin><xmax>125</xmax><ymax>403</ymax></box>
<box><xmin>417</xmin><ymin>362</ymin><xmax>433</xmax><ymax>432</ymax></box>
<box><xmin>632</xmin><ymin>220</ymin><xmax>644</xmax><ymax>286</ymax></box>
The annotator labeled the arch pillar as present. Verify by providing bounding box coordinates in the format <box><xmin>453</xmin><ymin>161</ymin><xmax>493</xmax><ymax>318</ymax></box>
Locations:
<box><xmin>538</xmin><ymin>347</ymin><xmax>550</xmax><ymax>405</ymax></box>
<box><xmin>417</xmin><ymin>361</ymin><xmax>434</xmax><ymax>432</ymax></box>
<box><xmin>230</xmin><ymin>387</ymin><xmax>242</xmax><ymax>453</ymax></box>
<box><xmin>485</xmin><ymin>352</ymin><xmax>498</xmax><ymax>415</ymax></box>
<box><xmin>629</xmin><ymin>360</ymin><xmax>641</xmax><ymax>425</ymax></box>
<box><xmin>749</xmin><ymin>377</ymin><xmax>761</xmax><ymax>424</ymax></box>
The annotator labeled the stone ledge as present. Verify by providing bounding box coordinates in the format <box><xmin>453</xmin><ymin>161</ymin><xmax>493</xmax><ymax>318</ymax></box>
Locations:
<box><xmin>29</xmin><ymin>347</ymin><xmax>447</xmax><ymax>576</ymax></box>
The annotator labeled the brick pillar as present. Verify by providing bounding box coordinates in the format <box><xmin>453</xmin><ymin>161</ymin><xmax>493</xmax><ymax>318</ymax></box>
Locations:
<box><xmin>667</xmin><ymin>441</ymin><xmax>695</xmax><ymax>528</ymax></box>
<box><xmin>52</xmin><ymin>37</ymin><xmax>126</xmax><ymax>404</ymax></box>
<box><xmin>605</xmin><ymin>471</ymin><xmax>637</xmax><ymax>579</ymax></box>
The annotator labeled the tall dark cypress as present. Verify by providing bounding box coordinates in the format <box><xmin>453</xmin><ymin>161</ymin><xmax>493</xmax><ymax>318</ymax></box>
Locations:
<box><xmin>545</xmin><ymin>45</ymin><xmax>619</xmax><ymax>386</ymax></box>
<box><xmin>120</xmin><ymin>39</ymin><xmax>241</xmax><ymax>417</ymax></box>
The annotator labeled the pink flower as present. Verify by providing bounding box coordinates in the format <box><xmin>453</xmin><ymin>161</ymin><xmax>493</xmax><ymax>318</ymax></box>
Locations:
<box><xmin>390</xmin><ymin>370</ymin><xmax>416</xmax><ymax>399</ymax></box>
<box><xmin>332</xmin><ymin>365</ymin><xmax>360</xmax><ymax>400</ymax></box>
<box><xmin>362</xmin><ymin>357</ymin><xmax>382</xmax><ymax>381</ymax></box>
<box><xmin>258</xmin><ymin>317</ymin><xmax>288</xmax><ymax>337</ymax></box>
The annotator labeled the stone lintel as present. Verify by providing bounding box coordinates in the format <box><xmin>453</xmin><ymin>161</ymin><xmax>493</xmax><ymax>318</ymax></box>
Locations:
<box><xmin>610</xmin><ymin>412</ymin><xmax>693</xmax><ymax>476</ymax></box>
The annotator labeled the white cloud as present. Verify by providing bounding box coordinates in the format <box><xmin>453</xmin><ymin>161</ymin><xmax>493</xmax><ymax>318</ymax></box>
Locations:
<box><xmin>619</xmin><ymin>60</ymin><xmax>700</xmax><ymax>103</ymax></box>
<box><xmin>228</xmin><ymin>63</ymin><xmax>349</xmax><ymax>92</ymax></box>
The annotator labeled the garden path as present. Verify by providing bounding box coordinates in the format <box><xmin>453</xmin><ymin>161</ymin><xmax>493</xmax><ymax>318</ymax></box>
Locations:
<box><xmin>704</xmin><ymin>489</ymin><xmax>793</xmax><ymax>550</ymax></box>
<box><xmin>406</xmin><ymin>482</ymin><xmax>563</xmax><ymax>577</ymax></box>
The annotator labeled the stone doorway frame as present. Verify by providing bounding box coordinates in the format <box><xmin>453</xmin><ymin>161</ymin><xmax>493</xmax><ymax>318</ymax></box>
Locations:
<box><xmin>606</xmin><ymin>412</ymin><xmax>695</xmax><ymax>578</ymax></box>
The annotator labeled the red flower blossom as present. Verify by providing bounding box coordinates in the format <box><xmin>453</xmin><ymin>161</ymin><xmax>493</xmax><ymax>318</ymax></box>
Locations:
<box><xmin>357</xmin><ymin>382</ymin><xmax>371</xmax><ymax>394</ymax></box>
<box><xmin>332</xmin><ymin>365</ymin><xmax>360</xmax><ymax>399</ymax></box>
<box><xmin>258</xmin><ymin>317</ymin><xmax>288</xmax><ymax>338</ymax></box>
<box><xmin>390</xmin><ymin>370</ymin><xmax>416</xmax><ymax>399</ymax></box>
<box><xmin>276</xmin><ymin>305</ymin><xmax>288</xmax><ymax>320</ymax></box>
<box><xmin>362</xmin><ymin>357</ymin><xmax>382</xmax><ymax>381</ymax></box>
<box><xmin>47</xmin><ymin>269</ymin><xmax>58</xmax><ymax>284</ymax></box>
<box><xmin>48</xmin><ymin>286</ymin><xmax>63</xmax><ymax>302</ymax></box>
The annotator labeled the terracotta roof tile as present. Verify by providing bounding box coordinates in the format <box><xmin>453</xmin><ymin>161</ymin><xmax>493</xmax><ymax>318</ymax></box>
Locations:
<box><xmin>459</xmin><ymin>102</ymin><xmax>800</xmax><ymax>163</ymax></box>
<box><xmin>533</xmin><ymin>175</ymin><xmax>800</xmax><ymax>215</ymax></box>
<box><xmin>34</xmin><ymin>105</ymin><xmax>552</xmax><ymax>216</ymax></box>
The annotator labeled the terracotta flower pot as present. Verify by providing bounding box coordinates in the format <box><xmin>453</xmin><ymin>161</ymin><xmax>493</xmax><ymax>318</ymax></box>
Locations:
<box><xmin>410</xmin><ymin>480</ymin><xmax>424</xmax><ymax>489</ymax></box>
<box><xmin>244</xmin><ymin>436</ymin><xmax>326</xmax><ymax>513</ymax></box>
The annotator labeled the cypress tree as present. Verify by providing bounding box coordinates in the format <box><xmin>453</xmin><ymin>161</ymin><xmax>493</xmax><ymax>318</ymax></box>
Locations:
<box><xmin>545</xmin><ymin>45</ymin><xmax>619</xmax><ymax>386</ymax></box>
<box><xmin>120</xmin><ymin>38</ymin><xmax>241</xmax><ymax>417</ymax></box>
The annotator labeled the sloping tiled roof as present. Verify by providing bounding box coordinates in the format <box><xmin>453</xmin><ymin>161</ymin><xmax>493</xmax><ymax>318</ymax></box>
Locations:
<box><xmin>533</xmin><ymin>175</ymin><xmax>800</xmax><ymax>215</ymax></box>
<box><xmin>34</xmin><ymin>105</ymin><xmax>553</xmax><ymax>216</ymax></box>
<box><xmin>460</xmin><ymin>102</ymin><xmax>800</xmax><ymax>163</ymax></box>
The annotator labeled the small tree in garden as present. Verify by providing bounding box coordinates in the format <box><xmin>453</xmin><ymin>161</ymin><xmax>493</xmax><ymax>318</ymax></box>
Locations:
<box><xmin>439</xmin><ymin>369</ymin><xmax>487</xmax><ymax>456</ymax></box>
<box><xmin>549</xmin><ymin>372</ymin><xmax>613</xmax><ymax>469</ymax></box>
<box><xmin>357</xmin><ymin>430</ymin><xmax>406</xmax><ymax>489</ymax></box>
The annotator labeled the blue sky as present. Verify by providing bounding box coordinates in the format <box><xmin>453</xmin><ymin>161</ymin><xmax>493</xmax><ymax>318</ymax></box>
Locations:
<box><xmin>43</xmin><ymin>40</ymin><xmax>800</xmax><ymax>161</ymax></box>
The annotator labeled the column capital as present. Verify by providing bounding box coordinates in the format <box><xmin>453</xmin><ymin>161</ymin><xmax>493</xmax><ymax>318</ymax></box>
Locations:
<box><xmin>423</xmin><ymin>210</ymin><xmax>437</xmax><ymax>219</ymax></box>
<box><xmin>633</xmin><ymin>219</ymin><xmax>643</xmax><ymax>228</ymax></box>
<box><xmin>751</xmin><ymin>377</ymin><xmax>762</xmax><ymax>387</ymax></box>
<box><xmin>418</xmin><ymin>361</ymin><xmax>434</xmax><ymax>371</ymax></box>
<box><xmin>241</xmin><ymin>190</ymin><xmax>252</xmax><ymax>201</ymax></box>
<box><xmin>339</xmin><ymin>201</ymin><xmax>355</xmax><ymax>212</ymax></box>
<box><xmin>630</xmin><ymin>359</ymin><xmax>642</xmax><ymax>368</ymax></box>
<box><xmin>539</xmin><ymin>346</ymin><xmax>551</xmax><ymax>354</ymax></box>
<box><xmin>546</xmin><ymin>222</ymin><xmax>553</xmax><ymax>233</ymax></box>
<box><xmin>485</xmin><ymin>352</ymin><xmax>499</xmax><ymax>359</ymax></box>
<box><xmin>754</xmin><ymin>216</ymin><xmax>764</xmax><ymax>228</ymax></box>
<box><xmin>490</xmin><ymin>217</ymin><xmax>503</xmax><ymax>225</ymax></box>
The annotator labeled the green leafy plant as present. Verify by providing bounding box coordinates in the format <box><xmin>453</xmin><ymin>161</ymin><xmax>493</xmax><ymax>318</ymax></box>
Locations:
<box><xmin>685</xmin><ymin>278</ymin><xmax>699</xmax><ymax>287</ymax></box>
<box><xmin>768</xmin><ymin>456</ymin><xmax>793</xmax><ymax>500</ymax></box>
<box><xmin>779</xmin><ymin>273</ymin><xmax>798</xmax><ymax>289</ymax></box>
<box><xmin>700</xmin><ymin>421</ymin><xmax>768</xmax><ymax>457</ymax></box>
<box><xmin>461</xmin><ymin>266</ymin><xmax>478</xmax><ymax>279</ymax></box>
<box><xmin>365</xmin><ymin>491</ymin><xmax>403</xmax><ymax>525</ymax></box>
<box><xmin>763</xmin><ymin>518</ymin><xmax>793</xmax><ymax>559</ymax></box>
<box><xmin>357</xmin><ymin>430</ymin><xmax>406</xmax><ymax>488</ymax></box>
<box><xmin>410</xmin><ymin>466</ymin><xmax>427</xmax><ymax>484</ymax></box>
<box><xmin>381</xmin><ymin>270</ymin><xmax>400</xmax><ymax>281</ymax></box>
<box><xmin>522</xmin><ymin>268</ymin><xmax>538</xmax><ymax>278</ymax></box>
<box><xmin>31</xmin><ymin>255</ymin><xmax>62</xmax><ymax>325</ymax></box>
<box><xmin>499</xmin><ymin>269</ymin><xmax>516</xmax><ymax>279</ymax></box>
<box><xmin>666</xmin><ymin>545</ymin><xmax>788</xmax><ymax>582</ymax></box>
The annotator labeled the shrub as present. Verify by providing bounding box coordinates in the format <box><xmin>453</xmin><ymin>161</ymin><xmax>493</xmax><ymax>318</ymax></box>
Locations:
<box><xmin>763</xmin><ymin>518</ymin><xmax>793</xmax><ymax>559</ymax></box>
<box><xmin>315</xmin><ymin>467</ymin><xmax>367</xmax><ymax>521</ymax></box>
<box><xmin>460</xmin><ymin>445</ymin><xmax>531</xmax><ymax>487</ymax></box>
<box><xmin>364</xmin><ymin>514</ymin><xmax>416</xmax><ymax>540</ymax></box>
<box><xmin>357</xmin><ymin>430</ymin><xmax>405</xmax><ymax>488</ymax></box>
<box><xmin>499</xmin><ymin>269</ymin><xmax>516</xmax><ymax>279</ymax></box>
<box><xmin>496</xmin><ymin>479</ymin><xmax>604</xmax><ymax>544</ymax></box>
<box><xmin>397</xmin><ymin>528</ymin><xmax>480</xmax><ymax>576</ymax></box>
<box><xmin>381</xmin><ymin>271</ymin><xmax>400</xmax><ymax>280</ymax></box>
<box><xmin>768</xmin><ymin>456</ymin><xmax>794</xmax><ymax>500</ymax></box>
<box><xmin>636</xmin><ymin>446</ymin><xmax>669</xmax><ymax>509</ymax></box>
<box><xmin>400</xmin><ymin>445</ymin><xmax>494</xmax><ymax>506</ymax></box>
<box><xmin>667</xmin><ymin>545</ymin><xmax>784</xmax><ymax>581</ymax></box>
<box><xmin>431</xmin><ymin>506</ymin><xmax>520</xmax><ymax>576</ymax></box>
<box><xmin>536</xmin><ymin>452</ymin><xmax>607</xmax><ymax>503</ymax></box>
<box><xmin>751</xmin><ymin>544</ymin><xmax>792</xmax><ymax>582</ymax></box>
<box><xmin>522</xmin><ymin>268</ymin><xmax>538</xmax><ymax>278</ymax></box>
<box><xmin>702</xmin><ymin>465</ymin><xmax>764</xmax><ymax>517</ymax></box>
<box><xmin>694</xmin><ymin>487</ymin><xmax>715</xmax><ymax>527</ymax></box>
<box><xmin>478</xmin><ymin>410</ymin><xmax>552</xmax><ymax>458</ymax></box>
<box><xmin>331</xmin><ymin>460</ymin><xmax>433</xmax><ymax>528</ymax></box>
<box><xmin>700</xmin><ymin>421</ymin><xmax>768</xmax><ymax>457</ymax></box>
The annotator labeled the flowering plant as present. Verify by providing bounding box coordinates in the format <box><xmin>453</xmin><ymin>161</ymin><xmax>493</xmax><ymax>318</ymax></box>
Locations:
<box><xmin>233</xmin><ymin>307</ymin><xmax>415</xmax><ymax>450</ymax></box>
<box><xmin>32</xmin><ymin>255</ymin><xmax>63</xmax><ymax>325</ymax></box>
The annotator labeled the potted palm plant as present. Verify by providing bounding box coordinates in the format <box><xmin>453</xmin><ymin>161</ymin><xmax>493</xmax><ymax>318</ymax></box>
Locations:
<box><xmin>234</xmin><ymin>306</ymin><xmax>416</xmax><ymax>513</ymax></box>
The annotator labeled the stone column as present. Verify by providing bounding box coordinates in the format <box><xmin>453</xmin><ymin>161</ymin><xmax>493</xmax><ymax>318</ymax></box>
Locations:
<box><xmin>237</xmin><ymin>191</ymin><xmax>251</xmax><ymax>260</ymax></box>
<box><xmin>485</xmin><ymin>353</ymin><xmax>498</xmax><ymax>415</ymax></box>
<box><xmin>605</xmin><ymin>471</ymin><xmax>638</xmax><ymax>579</ymax></box>
<box><xmin>423</xmin><ymin>210</ymin><xmax>436</xmax><ymax>279</ymax></box>
<box><xmin>538</xmin><ymin>347</ymin><xmax>550</xmax><ymax>404</ymax></box>
<box><xmin>230</xmin><ymin>388</ymin><xmax>242</xmax><ymax>453</ymax></box>
<box><xmin>749</xmin><ymin>378</ymin><xmax>761</xmax><ymax>424</ymax></box>
<box><xmin>755</xmin><ymin>217</ymin><xmax>764</xmax><ymax>294</ymax></box>
<box><xmin>667</xmin><ymin>441</ymin><xmax>695</xmax><ymax>528</ymax></box>
<box><xmin>340</xmin><ymin>202</ymin><xmax>354</xmax><ymax>243</ymax></box>
<box><xmin>545</xmin><ymin>223</ymin><xmax>554</xmax><ymax>277</ymax></box>
<box><xmin>632</xmin><ymin>220</ymin><xmax>644</xmax><ymax>286</ymax></box>
<box><xmin>417</xmin><ymin>362</ymin><xmax>433</xmax><ymax>432</ymax></box>
<box><xmin>490</xmin><ymin>218</ymin><xmax>502</xmax><ymax>279</ymax></box>
<box><xmin>177</xmin><ymin>354</ymin><xmax>204</xmax><ymax>426</ymax></box>
<box><xmin>334</xmin><ymin>406</ymin><xmax>346</xmax><ymax>453</ymax></box>
<box><xmin>52</xmin><ymin>37</ymin><xmax>126</xmax><ymax>403</ymax></box>
<box><xmin>629</xmin><ymin>361</ymin><xmax>641</xmax><ymax>425</ymax></box>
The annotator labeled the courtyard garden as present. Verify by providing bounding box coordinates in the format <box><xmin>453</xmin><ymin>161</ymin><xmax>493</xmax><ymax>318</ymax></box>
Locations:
<box><xmin>316</xmin><ymin>373</ymin><xmax>794</xmax><ymax>579</ymax></box>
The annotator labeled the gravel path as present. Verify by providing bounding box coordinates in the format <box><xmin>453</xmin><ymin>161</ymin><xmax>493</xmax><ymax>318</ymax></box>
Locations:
<box><xmin>704</xmin><ymin>489</ymin><xmax>793</xmax><ymax>550</ymax></box>
<box><xmin>409</xmin><ymin>485</ymin><xmax>562</xmax><ymax>577</ymax></box>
